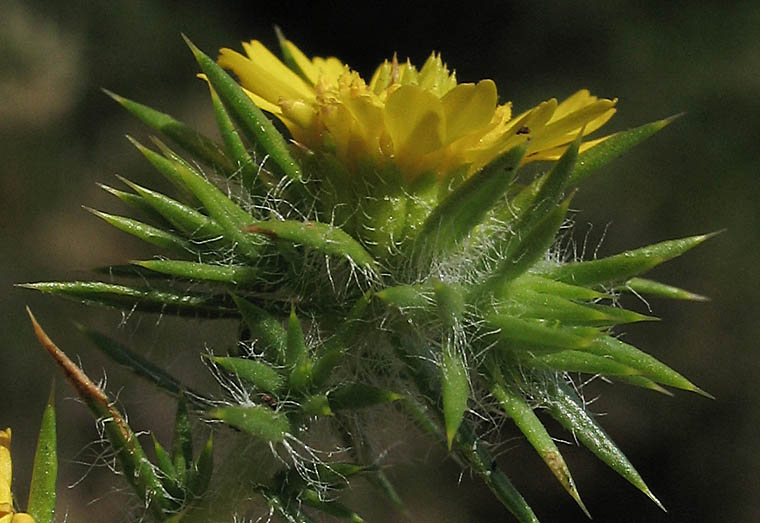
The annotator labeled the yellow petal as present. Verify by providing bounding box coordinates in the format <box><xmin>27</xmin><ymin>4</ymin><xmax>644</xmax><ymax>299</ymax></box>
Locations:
<box><xmin>0</xmin><ymin>429</ymin><xmax>11</xmax><ymax>507</ymax></box>
<box><xmin>369</xmin><ymin>60</ymin><xmax>393</xmax><ymax>94</ymax></box>
<box><xmin>282</xmin><ymin>39</ymin><xmax>319</xmax><ymax>85</ymax></box>
<box><xmin>552</xmin><ymin>89</ymin><xmax>595</xmax><ymax>121</ymax></box>
<box><xmin>441</xmin><ymin>80</ymin><xmax>498</xmax><ymax>143</ymax></box>
<box><xmin>385</xmin><ymin>85</ymin><xmax>445</xmax><ymax>162</ymax></box>
<box><xmin>218</xmin><ymin>46</ymin><xmax>314</xmax><ymax>105</ymax></box>
<box><xmin>313</xmin><ymin>57</ymin><xmax>346</xmax><ymax>85</ymax></box>
<box><xmin>11</xmin><ymin>514</ymin><xmax>35</xmax><ymax>523</ymax></box>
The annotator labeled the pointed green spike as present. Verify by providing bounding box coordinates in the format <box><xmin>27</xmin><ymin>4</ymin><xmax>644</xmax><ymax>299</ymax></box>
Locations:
<box><xmin>127</xmin><ymin>136</ymin><xmax>196</xmax><ymax>200</ymax></box>
<box><xmin>491</xmin><ymin>380</ymin><xmax>589</xmax><ymax>517</ymax></box>
<box><xmin>187</xmin><ymin>433</ymin><xmax>213</xmax><ymax>498</ymax></box>
<box><xmin>514</xmin><ymin>349</ymin><xmax>640</xmax><ymax>376</ymax></box>
<box><xmin>541</xmin><ymin>232</ymin><xmax>718</xmax><ymax>286</ymax></box>
<box><xmin>480</xmin><ymin>194</ymin><xmax>572</xmax><ymax>296</ymax></box>
<box><xmin>20</xmin><ymin>281</ymin><xmax>236</xmax><ymax>317</ymax></box>
<box><xmin>441</xmin><ymin>347</ymin><xmax>469</xmax><ymax>450</ymax></box>
<box><xmin>204</xmin><ymin>79</ymin><xmax>266</xmax><ymax>192</ymax></box>
<box><xmin>569</xmin><ymin>115</ymin><xmax>681</xmax><ymax>185</ymax></box>
<box><xmin>132</xmin><ymin>259</ymin><xmax>259</xmax><ymax>285</ymax></box>
<box><xmin>183</xmin><ymin>35</ymin><xmax>303</xmax><ymax>183</ymax></box>
<box><xmin>618</xmin><ymin>277</ymin><xmax>709</xmax><ymax>301</ymax></box>
<box><xmin>206</xmin><ymin>355</ymin><xmax>284</xmax><ymax>394</ymax></box>
<box><xmin>77</xmin><ymin>324</ymin><xmax>209</xmax><ymax>404</ymax></box>
<box><xmin>585</xmin><ymin>336</ymin><xmax>710</xmax><ymax>396</ymax></box>
<box><xmin>247</xmin><ymin>219</ymin><xmax>377</xmax><ymax>272</ymax></box>
<box><xmin>84</xmin><ymin>207</ymin><xmax>192</xmax><ymax>254</ymax></box>
<box><xmin>171</xmin><ymin>394</ymin><xmax>193</xmax><ymax>483</ymax></box>
<box><xmin>27</xmin><ymin>309</ymin><xmax>174</xmax><ymax>519</ymax></box>
<box><xmin>415</xmin><ymin>145</ymin><xmax>525</xmax><ymax>259</ymax></box>
<box><xmin>231</xmin><ymin>294</ymin><xmax>287</xmax><ymax>365</ymax></box>
<box><xmin>103</xmin><ymin>89</ymin><xmax>234</xmax><ymax>173</ymax></box>
<box><xmin>328</xmin><ymin>383</ymin><xmax>404</xmax><ymax>411</ymax></box>
<box><xmin>299</xmin><ymin>489</ymin><xmax>364</xmax><ymax>522</ymax></box>
<box><xmin>27</xmin><ymin>383</ymin><xmax>57</xmax><ymax>523</ymax></box>
<box><xmin>488</xmin><ymin>314</ymin><xmax>601</xmax><ymax>350</ymax></box>
<box><xmin>115</xmin><ymin>175</ymin><xmax>224</xmax><ymax>240</ymax></box>
<box><xmin>208</xmin><ymin>405</ymin><xmax>290</xmax><ymax>443</ymax></box>
<box><xmin>286</xmin><ymin>303</ymin><xmax>307</xmax><ymax>367</ymax></box>
<box><xmin>497</xmin><ymin>289</ymin><xmax>656</xmax><ymax>326</ymax></box>
<box><xmin>612</xmin><ymin>375</ymin><xmax>674</xmax><ymax>396</ymax></box>
<box><xmin>547</xmin><ymin>380</ymin><xmax>666</xmax><ymax>511</ymax></box>
<box><xmin>152</xmin><ymin>435</ymin><xmax>178</xmax><ymax>484</ymax></box>
<box><xmin>98</xmin><ymin>182</ymin><xmax>169</xmax><ymax>225</ymax></box>
<box><xmin>507</xmin><ymin>274</ymin><xmax>605</xmax><ymax>301</ymax></box>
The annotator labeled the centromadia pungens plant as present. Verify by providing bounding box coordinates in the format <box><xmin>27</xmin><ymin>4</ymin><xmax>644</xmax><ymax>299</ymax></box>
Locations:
<box><xmin>21</xmin><ymin>30</ymin><xmax>713</xmax><ymax>522</ymax></box>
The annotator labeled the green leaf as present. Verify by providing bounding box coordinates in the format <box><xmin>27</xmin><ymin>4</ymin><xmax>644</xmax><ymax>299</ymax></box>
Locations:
<box><xmin>569</xmin><ymin>115</ymin><xmax>680</xmax><ymax>186</ymax></box>
<box><xmin>183</xmin><ymin>35</ymin><xmax>303</xmax><ymax>183</ymax></box>
<box><xmin>27</xmin><ymin>309</ymin><xmax>174</xmax><ymax>519</ymax></box>
<box><xmin>85</xmin><ymin>207</ymin><xmax>191</xmax><ymax>254</ymax></box>
<box><xmin>540</xmin><ymin>232</ymin><xmax>717</xmax><ymax>286</ymax></box>
<box><xmin>480</xmin><ymin>194</ymin><xmax>572</xmax><ymax>296</ymax></box>
<box><xmin>585</xmin><ymin>336</ymin><xmax>710</xmax><ymax>396</ymax></box>
<box><xmin>375</xmin><ymin>283</ymin><xmax>432</xmax><ymax>310</ymax></box>
<box><xmin>490</xmin><ymin>380</ymin><xmax>588</xmax><ymax>517</ymax></box>
<box><xmin>301</xmin><ymin>394</ymin><xmax>333</xmax><ymax>416</ymax></box>
<box><xmin>507</xmin><ymin>274</ymin><xmax>604</xmax><ymax>301</ymax></box>
<box><xmin>21</xmin><ymin>281</ymin><xmax>236</xmax><ymax>317</ymax></box>
<box><xmin>488</xmin><ymin>314</ymin><xmax>601</xmax><ymax>350</ymax></box>
<box><xmin>441</xmin><ymin>347</ymin><xmax>469</xmax><ymax>450</ymax></box>
<box><xmin>231</xmin><ymin>294</ymin><xmax>287</xmax><ymax>365</ymax></box>
<box><xmin>415</xmin><ymin>145</ymin><xmax>525</xmax><ymax>258</ymax></box>
<box><xmin>204</xmin><ymin>80</ymin><xmax>264</xmax><ymax>192</ymax></box>
<box><xmin>27</xmin><ymin>384</ymin><xmax>57</xmax><ymax>523</ymax></box>
<box><xmin>187</xmin><ymin>433</ymin><xmax>213</xmax><ymax>498</ymax></box>
<box><xmin>513</xmin><ymin>349</ymin><xmax>640</xmax><ymax>376</ymax></box>
<box><xmin>104</xmin><ymin>89</ymin><xmax>234</xmax><ymax>173</ymax></box>
<box><xmin>547</xmin><ymin>380</ymin><xmax>665</xmax><ymax>510</ymax></box>
<box><xmin>207</xmin><ymin>355</ymin><xmax>284</xmax><ymax>394</ymax></box>
<box><xmin>171</xmin><ymin>394</ymin><xmax>194</xmax><ymax>484</ymax></box>
<box><xmin>299</xmin><ymin>489</ymin><xmax>364</xmax><ymax>521</ymax></box>
<box><xmin>286</xmin><ymin>304</ymin><xmax>307</xmax><ymax>367</ymax></box>
<box><xmin>132</xmin><ymin>259</ymin><xmax>259</xmax><ymax>285</ymax></box>
<box><xmin>247</xmin><ymin>219</ymin><xmax>376</xmax><ymax>272</ymax></box>
<box><xmin>115</xmin><ymin>175</ymin><xmax>224</xmax><ymax>240</ymax></box>
<box><xmin>433</xmin><ymin>280</ymin><xmax>466</xmax><ymax>329</ymax></box>
<box><xmin>77</xmin><ymin>324</ymin><xmax>210</xmax><ymax>405</ymax></box>
<box><xmin>328</xmin><ymin>383</ymin><xmax>403</xmax><ymax>411</ymax></box>
<box><xmin>617</xmin><ymin>277</ymin><xmax>708</xmax><ymax>301</ymax></box>
<box><xmin>152</xmin><ymin>436</ymin><xmax>178</xmax><ymax>484</ymax></box>
<box><xmin>209</xmin><ymin>406</ymin><xmax>290</xmax><ymax>443</ymax></box>
<box><xmin>127</xmin><ymin>136</ymin><xmax>197</xmax><ymax>200</ymax></box>
<box><xmin>98</xmin><ymin>182</ymin><xmax>170</xmax><ymax>226</ymax></box>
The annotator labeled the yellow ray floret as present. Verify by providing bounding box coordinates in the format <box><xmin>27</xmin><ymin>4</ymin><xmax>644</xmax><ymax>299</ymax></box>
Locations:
<box><xmin>219</xmin><ymin>39</ymin><xmax>616</xmax><ymax>181</ymax></box>
<box><xmin>1</xmin><ymin>429</ymin><xmax>34</xmax><ymax>523</ymax></box>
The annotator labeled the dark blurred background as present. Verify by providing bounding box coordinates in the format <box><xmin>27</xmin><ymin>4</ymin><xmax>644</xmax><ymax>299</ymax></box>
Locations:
<box><xmin>2</xmin><ymin>1</ymin><xmax>758</xmax><ymax>521</ymax></box>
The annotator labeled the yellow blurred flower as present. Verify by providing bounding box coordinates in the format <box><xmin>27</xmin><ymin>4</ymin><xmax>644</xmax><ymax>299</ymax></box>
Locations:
<box><xmin>219</xmin><ymin>39</ymin><xmax>616</xmax><ymax>181</ymax></box>
<box><xmin>1</xmin><ymin>429</ymin><xmax>34</xmax><ymax>523</ymax></box>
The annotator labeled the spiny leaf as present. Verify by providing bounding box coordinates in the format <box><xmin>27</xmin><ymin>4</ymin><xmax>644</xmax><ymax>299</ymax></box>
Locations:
<box><xmin>77</xmin><ymin>324</ymin><xmax>210</xmax><ymax>405</ymax></box>
<box><xmin>540</xmin><ymin>232</ymin><xmax>717</xmax><ymax>287</ymax></box>
<box><xmin>187</xmin><ymin>433</ymin><xmax>213</xmax><ymax>498</ymax></box>
<box><xmin>481</xmin><ymin>194</ymin><xmax>572</xmax><ymax>295</ymax></box>
<box><xmin>546</xmin><ymin>380</ymin><xmax>665</xmax><ymax>511</ymax></box>
<box><xmin>585</xmin><ymin>336</ymin><xmax>710</xmax><ymax>396</ymax></box>
<box><xmin>171</xmin><ymin>394</ymin><xmax>193</xmax><ymax>484</ymax></box>
<box><xmin>513</xmin><ymin>349</ymin><xmax>640</xmax><ymax>376</ymax></box>
<box><xmin>416</xmin><ymin>145</ymin><xmax>525</xmax><ymax>258</ymax></box>
<box><xmin>21</xmin><ymin>281</ymin><xmax>236</xmax><ymax>317</ymax></box>
<box><xmin>27</xmin><ymin>384</ymin><xmax>57</xmax><ymax>523</ymax></box>
<box><xmin>132</xmin><ymin>259</ymin><xmax>259</xmax><ymax>285</ymax></box>
<box><xmin>231</xmin><ymin>294</ymin><xmax>288</xmax><ymax>364</ymax></box>
<box><xmin>115</xmin><ymin>175</ymin><xmax>224</xmax><ymax>240</ymax></box>
<box><xmin>204</xmin><ymin>78</ymin><xmax>265</xmax><ymax>192</ymax></box>
<box><xmin>618</xmin><ymin>277</ymin><xmax>708</xmax><ymax>301</ymax></box>
<box><xmin>127</xmin><ymin>136</ymin><xmax>197</xmax><ymax>200</ymax></box>
<box><xmin>247</xmin><ymin>219</ymin><xmax>376</xmax><ymax>271</ymax></box>
<box><xmin>488</xmin><ymin>313</ymin><xmax>602</xmax><ymax>351</ymax></box>
<box><xmin>569</xmin><ymin>115</ymin><xmax>680</xmax><ymax>185</ymax></box>
<box><xmin>209</xmin><ymin>406</ymin><xmax>290</xmax><ymax>443</ymax></box>
<box><xmin>441</xmin><ymin>347</ymin><xmax>469</xmax><ymax>450</ymax></box>
<box><xmin>85</xmin><ymin>207</ymin><xmax>191</xmax><ymax>254</ymax></box>
<box><xmin>328</xmin><ymin>383</ymin><xmax>403</xmax><ymax>411</ymax></box>
<box><xmin>98</xmin><ymin>182</ymin><xmax>170</xmax><ymax>226</ymax></box>
<box><xmin>490</xmin><ymin>380</ymin><xmax>588</xmax><ymax>517</ymax></box>
<box><xmin>433</xmin><ymin>280</ymin><xmax>466</xmax><ymax>329</ymax></box>
<box><xmin>299</xmin><ymin>489</ymin><xmax>364</xmax><ymax>522</ymax></box>
<box><xmin>183</xmin><ymin>35</ymin><xmax>303</xmax><ymax>183</ymax></box>
<box><xmin>506</xmin><ymin>274</ymin><xmax>605</xmax><ymax>301</ymax></box>
<box><xmin>27</xmin><ymin>308</ymin><xmax>174</xmax><ymax>519</ymax></box>
<box><xmin>206</xmin><ymin>355</ymin><xmax>284</xmax><ymax>394</ymax></box>
<box><xmin>375</xmin><ymin>283</ymin><xmax>432</xmax><ymax>310</ymax></box>
<box><xmin>286</xmin><ymin>303</ymin><xmax>307</xmax><ymax>367</ymax></box>
<box><xmin>104</xmin><ymin>89</ymin><xmax>234</xmax><ymax>173</ymax></box>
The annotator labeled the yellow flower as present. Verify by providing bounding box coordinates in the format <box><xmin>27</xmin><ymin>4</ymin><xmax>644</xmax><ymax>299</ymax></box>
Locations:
<box><xmin>219</xmin><ymin>39</ymin><xmax>617</xmax><ymax>181</ymax></box>
<box><xmin>1</xmin><ymin>429</ymin><xmax>34</xmax><ymax>523</ymax></box>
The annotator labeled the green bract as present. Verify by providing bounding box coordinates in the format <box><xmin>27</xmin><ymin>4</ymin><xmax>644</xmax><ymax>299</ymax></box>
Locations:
<box><xmin>22</xmin><ymin>34</ymin><xmax>712</xmax><ymax>522</ymax></box>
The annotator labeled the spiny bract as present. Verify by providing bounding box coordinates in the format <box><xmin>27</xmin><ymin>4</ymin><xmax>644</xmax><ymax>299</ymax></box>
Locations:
<box><xmin>23</xmin><ymin>32</ymin><xmax>712</xmax><ymax>522</ymax></box>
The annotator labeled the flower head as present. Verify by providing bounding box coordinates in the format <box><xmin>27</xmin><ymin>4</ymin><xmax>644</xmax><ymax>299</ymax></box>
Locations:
<box><xmin>1</xmin><ymin>429</ymin><xmax>34</xmax><ymax>523</ymax></box>
<box><xmin>219</xmin><ymin>39</ymin><xmax>617</xmax><ymax>180</ymax></box>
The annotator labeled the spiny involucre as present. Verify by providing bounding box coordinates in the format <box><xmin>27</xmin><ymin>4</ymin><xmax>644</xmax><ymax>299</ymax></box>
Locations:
<box><xmin>21</xmin><ymin>31</ymin><xmax>713</xmax><ymax>522</ymax></box>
